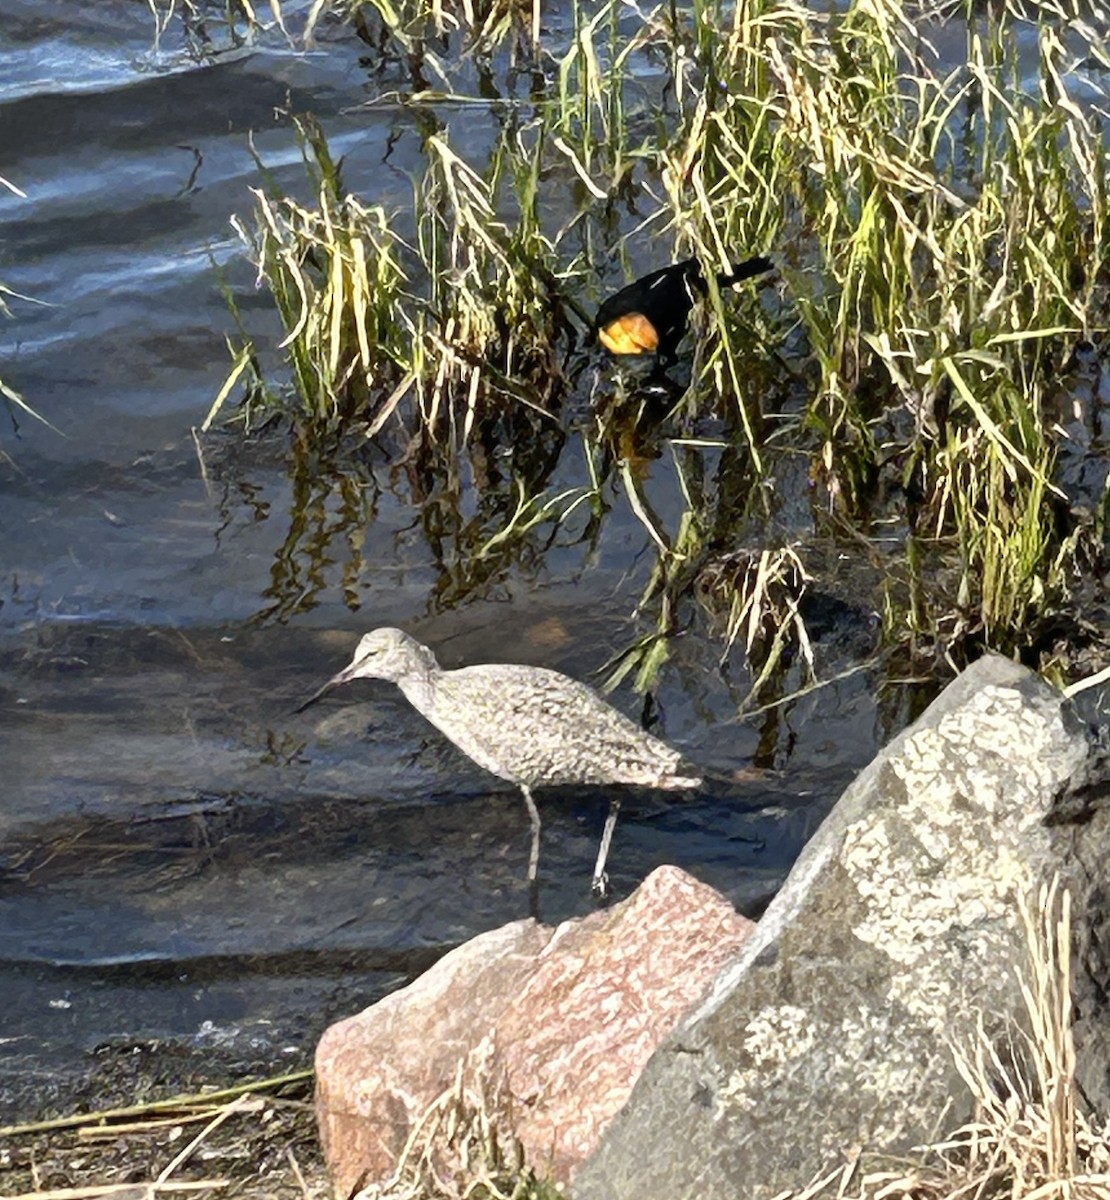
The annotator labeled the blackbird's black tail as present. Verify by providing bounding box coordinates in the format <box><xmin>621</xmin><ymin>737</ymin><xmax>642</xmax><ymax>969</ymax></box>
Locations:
<box><xmin>717</xmin><ymin>255</ymin><xmax>774</xmax><ymax>287</ymax></box>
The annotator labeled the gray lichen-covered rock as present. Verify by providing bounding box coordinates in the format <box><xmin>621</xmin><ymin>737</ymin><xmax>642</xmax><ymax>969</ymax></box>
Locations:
<box><xmin>574</xmin><ymin>655</ymin><xmax>1092</xmax><ymax>1200</ymax></box>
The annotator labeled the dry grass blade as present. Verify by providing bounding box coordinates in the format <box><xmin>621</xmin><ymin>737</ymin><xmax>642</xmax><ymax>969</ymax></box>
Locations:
<box><xmin>696</xmin><ymin>546</ymin><xmax>815</xmax><ymax>706</ymax></box>
<box><xmin>351</xmin><ymin>1042</ymin><xmax>557</xmax><ymax>1200</ymax></box>
<box><xmin>619</xmin><ymin>459</ymin><xmax>672</xmax><ymax>557</ymax></box>
<box><xmin>1</xmin><ymin>277</ymin><xmax>62</xmax><ymax>438</ymax></box>
<box><xmin>0</xmin><ymin>172</ymin><xmax>28</xmax><ymax>198</ymax></box>
<box><xmin>766</xmin><ymin>877</ymin><xmax>1109</xmax><ymax>1200</ymax></box>
<box><xmin>0</xmin><ymin>1069</ymin><xmax>312</xmax><ymax>1137</ymax></box>
<box><xmin>3</xmin><ymin>1071</ymin><xmax>319</xmax><ymax>1200</ymax></box>
<box><xmin>76</xmin><ymin>1111</ymin><xmax>231</xmax><ymax>1141</ymax></box>
<box><xmin>1062</xmin><ymin>665</ymin><xmax>1110</xmax><ymax>699</ymax></box>
<box><xmin>8</xmin><ymin>1183</ymin><xmax>229</xmax><ymax>1200</ymax></box>
<box><xmin>155</xmin><ymin>1095</ymin><xmax>263</xmax><ymax>1187</ymax></box>
<box><xmin>1</xmin><ymin>376</ymin><xmax>63</xmax><ymax>434</ymax></box>
<box><xmin>1017</xmin><ymin>879</ymin><xmax>1076</xmax><ymax>1183</ymax></box>
<box><xmin>216</xmin><ymin>115</ymin><xmax>577</xmax><ymax>447</ymax></box>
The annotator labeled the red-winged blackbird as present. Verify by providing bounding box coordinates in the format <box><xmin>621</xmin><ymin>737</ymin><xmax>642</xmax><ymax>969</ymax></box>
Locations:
<box><xmin>592</xmin><ymin>254</ymin><xmax>774</xmax><ymax>366</ymax></box>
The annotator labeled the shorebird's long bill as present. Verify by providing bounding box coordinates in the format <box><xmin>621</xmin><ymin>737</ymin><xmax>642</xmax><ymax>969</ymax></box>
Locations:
<box><xmin>293</xmin><ymin>661</ymin><xmax>359</xmax><ymax>714</ymax></box>
<box><xmin>293</xmin><ymin>679</ymin><xmax>336</xmax><ymax>714</ymax></box>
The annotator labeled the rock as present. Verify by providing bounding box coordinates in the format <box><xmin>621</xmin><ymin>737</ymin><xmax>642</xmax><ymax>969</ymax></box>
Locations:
<box><xmin>1047</xmin><ymin>718</ymin><xmax>1110</xmax><ymax>1118</ymax></box>
<box><xmin>315</xmin><ymin>865</ymin><xmax>755</xmax><ymax>1196</ymax></box>
<box><xmin>574</xmin><ymin>655</ymin><xmax>1092</xmax><ymax>1200</ymax></box>
<box><xmin>316</xmin><ymin>919</ymin><xmax>547</xmax><ymax>1199</ymax></box>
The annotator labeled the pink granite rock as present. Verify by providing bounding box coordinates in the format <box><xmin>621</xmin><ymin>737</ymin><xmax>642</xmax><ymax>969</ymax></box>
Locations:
<box><xmin>314</xmin><ymin>919</ymin><xmax>547</xmax><ymax>1197</ymax></box>
<box><xmin>315</xmin><ymin>865</ymin><xmax>755</xmax><ymax>1197</ymax></box>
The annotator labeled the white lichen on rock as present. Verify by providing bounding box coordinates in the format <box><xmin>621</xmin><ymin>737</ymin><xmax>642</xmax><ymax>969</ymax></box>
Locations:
<box><xmin>719</xmin><ymin>1002</ymin><xmax>926</xmax><ymax>1118</ymax></box>
<box><xmin>841</xmin><ymin>684</ymin><xmax>1055</xmax><ymax>1015</ymax></box>
<box><xmin>719</xmin><ymin>1005</ymin><xmax>815</xmax><ymax>1112</ymax></box>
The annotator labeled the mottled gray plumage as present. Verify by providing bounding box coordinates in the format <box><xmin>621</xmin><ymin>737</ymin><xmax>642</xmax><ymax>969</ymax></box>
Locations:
<box><xmin>297</xmin><ymin>627</ymin><xmax>702</xmax><ymax>893</ymax></box>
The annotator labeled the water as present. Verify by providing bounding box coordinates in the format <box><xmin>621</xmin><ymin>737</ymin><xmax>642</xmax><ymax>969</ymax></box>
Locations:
<box><xmin>0</xmin><ymin>2</ymin><xmax>890</xmax><ymax>1119</ymax></box>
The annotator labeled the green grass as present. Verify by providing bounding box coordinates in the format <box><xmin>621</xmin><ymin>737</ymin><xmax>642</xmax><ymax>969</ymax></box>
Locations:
<box><xmin>209</xmin><ymin>114</ymin><xmax>584</xmax><ymax>446</ymax></box>
<box><xmin>210</xmin><ymin>0</ymin><xmax>1110</xmax><ymax>690</ymax></box>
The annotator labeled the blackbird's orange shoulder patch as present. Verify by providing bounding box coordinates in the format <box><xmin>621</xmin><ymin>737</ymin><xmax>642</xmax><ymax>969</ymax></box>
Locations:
<box><xmin>598</xmin><ymin>311</ymin><xmax>660</xmax><ymax>355</ymax></box>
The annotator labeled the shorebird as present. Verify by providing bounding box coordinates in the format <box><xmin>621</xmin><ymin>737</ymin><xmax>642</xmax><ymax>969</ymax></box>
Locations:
<box><xmin>296</xmin><ymin>628</ymin><xmax>702</xmax><ymax>896</ymax></box>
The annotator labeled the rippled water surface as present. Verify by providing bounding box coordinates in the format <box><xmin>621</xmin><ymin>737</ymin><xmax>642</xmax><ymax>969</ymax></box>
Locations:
<box><xmin>0</xmin><ymin>2</ymin><xmax>897</xmax><ymax>1118</ymax></box>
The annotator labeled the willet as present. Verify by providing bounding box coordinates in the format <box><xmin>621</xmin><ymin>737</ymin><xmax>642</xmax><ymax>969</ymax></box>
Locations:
<box><xmin>296</xmin><ymin>627</ymin><xmax>702</xmax><ymax>896</ymax></box>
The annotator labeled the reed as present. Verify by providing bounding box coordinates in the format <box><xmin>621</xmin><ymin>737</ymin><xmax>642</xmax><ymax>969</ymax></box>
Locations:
<box><xmin>209</xmin><ymin>114</ymin><xmax>582</xmax><ymax>446</ymax></box>
<box><xmin>212</xmin><ymin>0</ymin><xmax>1110</xmax><ymax>678</ymax></box>
<box><xmin>662</xmin><ymin>0</ymin><xmax>1109</xmax><ymax>660</ymax></box>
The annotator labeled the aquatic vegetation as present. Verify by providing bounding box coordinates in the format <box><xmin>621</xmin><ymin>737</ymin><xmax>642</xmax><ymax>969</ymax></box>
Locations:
<box><xmin>335</xmin><ymin>0</ymin><xmax>542</xmax><ymax>53</ymax></box>
<box><xmin>213</xmin><ymin>0</ymin><xmax>1110</xmax><ymax>693</ymax></box>
<box><xmin>209</xmin><ymin>115</ymin><xmax>581</xmax><ymax>445</ymax></box>
<box><xmin>147</xmin><ymin>0</ymin><xmax>283</xmax><ymax>54</ymax></box>
<box><xmin>696</xmin><ymin>545</ymin><xmax>815</xmax><ymax>708</ymax></box>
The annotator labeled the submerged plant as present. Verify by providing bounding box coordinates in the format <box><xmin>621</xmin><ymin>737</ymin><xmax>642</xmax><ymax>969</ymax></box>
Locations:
<box><xmin>656</xmin><ymin>0</ymin><xmax>1110</xmax><ymax>662</ymax></box>
<box><xmin>697</xmin><ymin>545</ymin><xmax>815</xmax><ymax>706</ymax></box>
<box><xmin>338</xmin><ymin>0</ymin><xmax>541</xmax><ymax>55</ymax></box>
<box><xmin>211</xmin><ymin>115</ymin><xmax>582</xmax><ymax>446</ymax></box>
<box><xmin>214</xmin><ymin>0</ymin><xmax>1110</xmax><ymax>681</ymax></box>
<box><xmin>0</xmin><ymin>275</ymin><xmax>58</xmax><ymax>446</ymax></box>
<box><xmin>146</xmin><ymin>0</ymin><xmax>285</xmax><ymax>56</ymax></box>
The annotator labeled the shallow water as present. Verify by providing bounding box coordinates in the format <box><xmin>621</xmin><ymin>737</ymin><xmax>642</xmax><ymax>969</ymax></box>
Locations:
<box><xmin>0</xmin><ymin>2</ymin><xmax>896</xmax><ymax>1118</ymax></box>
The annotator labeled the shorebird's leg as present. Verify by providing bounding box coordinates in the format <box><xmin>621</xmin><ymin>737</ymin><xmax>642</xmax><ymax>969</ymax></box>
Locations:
<box><xmin>521</xmin><ymin>784</ymin><xmax>542</xmax><ymax>883</ymax></box>
<box><xmin>592</xmin><ymin>796</ymin><xmax>621</xmax><ymax>897</ymax></box>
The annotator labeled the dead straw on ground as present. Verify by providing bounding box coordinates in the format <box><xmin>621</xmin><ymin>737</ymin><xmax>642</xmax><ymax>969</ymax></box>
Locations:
<box><xmin>351</xmin><ymin>1042</ymin><xmax>558</xmax><ymax>1200</ymax></box>
<box><xmin>1</xmin><ymin>1070</ymin><xmax>323</xmax><ymax>1200</ymax></box>
<box><xmin>5</xmin><ymin>878</ymin><xmax>1106</xmax><ymax>1200</ymax></box>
